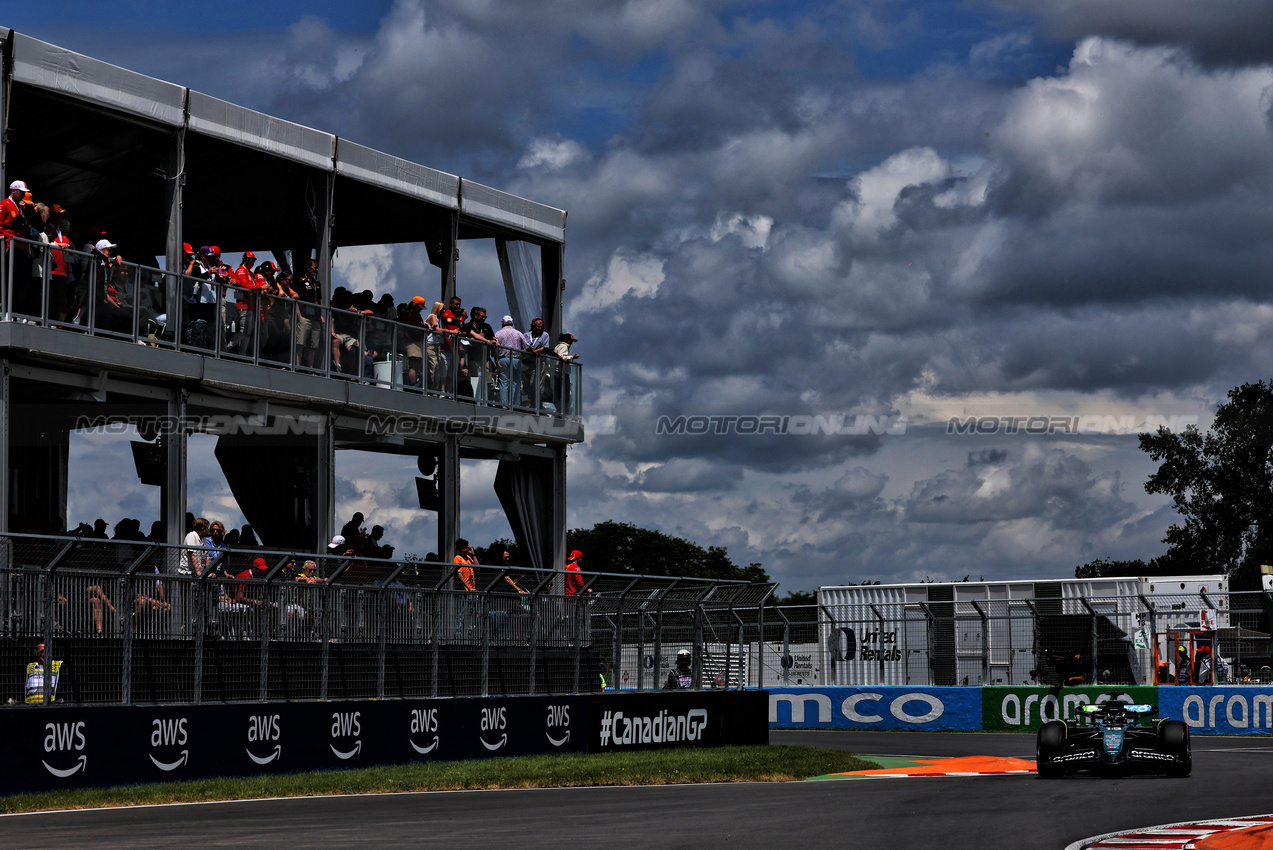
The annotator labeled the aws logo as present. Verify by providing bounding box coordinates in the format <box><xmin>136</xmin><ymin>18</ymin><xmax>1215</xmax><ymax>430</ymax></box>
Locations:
<box><xmin>546</xmin><ymin>704</ymin><xmax>571</xmax><ymax>747</ymax></box>
<box><xmin>43</xmin><ymin>721</ymin><xmax>87</xmax><ymax>777</ymax></box>
<box><xmin>149</xmin><ymin>718</ymin><xmax>189</xmax><ymax>771</ymax></box>
<box><xmin>410</xmin><ymin>708</ymin><xmax>440</xmax><ymax>755</ymax></box>
<box><xmin>330</xmin><ymin>711</ymin><xmax>362</xmax><ymax>760</ymax></box>
<box><xmin>246</xmin><ymin>714</ymin><xmax>282</xmax><ymax>764</ymax></box>
<box><xmin>480</xmin><ymin>706</ymin><xmax>507</xmax><ymax>751</ymax></box>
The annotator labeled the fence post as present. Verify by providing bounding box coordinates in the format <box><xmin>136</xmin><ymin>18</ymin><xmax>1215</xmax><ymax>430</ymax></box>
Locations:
<box><xmin>636</xmin><ymin>606</ymin><xmax>646</xmax><ymax>690</ymax></box>
<box><xmin>970</xmin><ymin>600</ymin><xmax>988</xmax><ymax>687</ymax></box>
<box><xmin>819</xmin><ymin>605</ymin><xmax>838</xmax><ymax>686</ymax></box>
<box><xmin>572</xmin><ymin>597</ymin><xmax>582</xmax><ymax>693</ymax></box>
<box><xmin>430</xmin><ymin>591</ymin><xmax>441</xmax><ymax>698</ymax></box>
<box><xmin>378</xmin><ymin>586</ymin><xmax>389</xmax><ymax>700</ymax></box>
<box><xmin>779</xmin><ymin>608</ymin><xmax>792</xmax><ymax>685</ymax></box>
<box><xmin>527</xmin><ymin>593</ymin><xmax>539</xmax><ymax>696</ymax></box>
<box><xmin>1138</xmin><ymin>595</ymin><xmax>1156</xmax><ymax>685</ymax></box>
<box><xmin>917</xmin><ymin>602</ymin><xmax>935</xmax><ymax>687</ymax></box>
<box><xmin>1022</xmin><ymin>599</ymin><xmax>1040</xmax><ymax>685</ymax></box>
<box><xmin>693</xmin><ymin>603</ymin><xmax>704</xmax><ymax>690</ymax></box>
<box><xmin>611</xmin><ymin>609</ymin><xmax>622</xmax><ymax>691</ymax></box>
<box><xmin>870</xmin><ymin>604</ymin><xmax>886</xmax><ymax>685</ymax></box>
<box><xmin>121</xmin><ymin>545</ymin><xmax>159</xmax><ymax>705</ymax></box>
<box><xmin>480</xmin><ymin>589</ymin><xmax>491</xmax><ymax>697</ymax></box>
<box><xmin>1079</xmin><ymin>598</ymin><xmax>1099</xmax><ymax>684</ymax></box>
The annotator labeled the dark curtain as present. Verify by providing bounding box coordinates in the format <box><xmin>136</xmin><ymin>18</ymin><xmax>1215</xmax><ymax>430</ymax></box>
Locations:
<box><xmin>214</xmin><ymin>431</ymin><xmax>317</xmax><ymax>550</ymax></box>
<box><xmin>494</xmin><ymin>456</ymin><xmax>552</xmax><ymax>573</ymax></box>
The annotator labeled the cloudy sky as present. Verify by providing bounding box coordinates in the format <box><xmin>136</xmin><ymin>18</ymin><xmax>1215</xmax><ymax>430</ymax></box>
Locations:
<box><xmin>18</xmin><ymin>1</ymin><xmax>1273</xmax><ymax>591</ymax></box>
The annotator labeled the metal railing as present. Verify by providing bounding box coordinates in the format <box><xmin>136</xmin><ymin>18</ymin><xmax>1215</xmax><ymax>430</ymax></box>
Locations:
<box><xmin>0</xmin><ymin>533</ymin><xmax>773</xmax><ymax>706</ymax></box>
<box><xmin>0</xmin><ymin>237</ymin><xmax>581</xmax><ymax>418</ymax></box>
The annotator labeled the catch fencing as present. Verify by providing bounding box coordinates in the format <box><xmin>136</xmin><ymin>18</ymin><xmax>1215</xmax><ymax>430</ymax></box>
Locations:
<box><xmin>0</xmin><ymin>532</ymin><xmax>773</xmax><ymax>707</ymax></box>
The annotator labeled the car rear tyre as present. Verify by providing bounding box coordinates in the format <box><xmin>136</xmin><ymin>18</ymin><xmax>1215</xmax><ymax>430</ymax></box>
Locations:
<box><xmin>1038</xmin><ymin>720</ymin><xmax>1066</xmax><ymax>748</ymax></box>
<box><xmin>1159</xmin><ymin>720</ymin><xmax>1187</xmax><ymax>748</ymax></box>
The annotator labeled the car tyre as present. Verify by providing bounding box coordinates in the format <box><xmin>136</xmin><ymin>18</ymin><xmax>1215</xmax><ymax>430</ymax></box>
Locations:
<box><xmin>1036</xmin><ymin>720</ymin><xmax>1066</xmax><ymax>779</ymax></box>
<box><xmin>1160</xmin><ymin>720</ymin><xmax>1191</xmax><ymax>777</ymax></box>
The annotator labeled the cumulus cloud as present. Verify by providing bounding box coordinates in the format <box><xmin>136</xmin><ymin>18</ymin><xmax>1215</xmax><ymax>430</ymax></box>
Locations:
<box><xmin>50</xmin><ymin>4</ymin><xmax>1273</xmax><ymax>589</ymax></box>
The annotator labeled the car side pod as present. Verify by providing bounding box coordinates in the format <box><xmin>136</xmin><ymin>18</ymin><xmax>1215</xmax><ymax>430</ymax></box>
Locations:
<box><xmin>1158</xmin><ymin>719</ymin><xmax>1191</xmax><ymax>777</ymax></box>
<box><xmin>1036</xmin><ymin>719</ymin><xmax>1067</xmax><ymax>779</ymax></box>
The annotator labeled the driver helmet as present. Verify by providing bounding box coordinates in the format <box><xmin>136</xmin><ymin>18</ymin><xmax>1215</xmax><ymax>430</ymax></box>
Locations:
<box><xmin>676</xmin><ymin>649</ymin><xmax>691</xmax><ymax>668</ymax></box>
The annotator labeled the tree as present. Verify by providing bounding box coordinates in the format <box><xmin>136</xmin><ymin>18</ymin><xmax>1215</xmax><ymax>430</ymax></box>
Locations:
<box><xmin>1073</xmin><ymin>555</ymin><xmax>1187</xmax><ymax>579</ymax></box>
<box><xmin>1137</xmin><ymin>380</ymin><xmax>1273</xmax><ymax>588</ymax></box>
<box><xmin>565</xmin><ymin>521</ymin><xmax>769</xmax><ymax>583</ymax></box>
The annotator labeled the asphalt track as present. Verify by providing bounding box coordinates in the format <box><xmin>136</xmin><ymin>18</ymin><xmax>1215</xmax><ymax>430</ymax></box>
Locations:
<box><xmin>2</xmin><ymin>730</ymin><xmax>1271</xmax><ymax>849</ymax></box>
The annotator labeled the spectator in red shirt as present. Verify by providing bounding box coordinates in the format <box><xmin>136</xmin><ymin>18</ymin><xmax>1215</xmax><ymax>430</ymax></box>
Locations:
<box><xmin>46</xmin><ymin>204</ymin><xmax>72</xmax><ymax>322</ymax></box>
<box><xmin>439</xmin><ymin>295</ymin><xmax>466</xmax><ymax>391</ymax></box>
<box><xmin>564</xmin><ymin>549</ymin><xmax>588</xmax><ymax>596</ymax></box>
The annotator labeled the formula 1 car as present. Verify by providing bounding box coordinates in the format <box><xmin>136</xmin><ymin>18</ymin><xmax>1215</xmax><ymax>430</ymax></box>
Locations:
<box><xmin>1035</xmin><ymin>701</ymin><xmax>1191</xmax><ymax>778</ymax></box>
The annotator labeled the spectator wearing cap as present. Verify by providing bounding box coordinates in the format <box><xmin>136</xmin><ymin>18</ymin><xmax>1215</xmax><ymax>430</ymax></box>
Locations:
<box><xmin>181</xmin><ymin>247</ymin><xmax>218</xmax><ymax>347</ymax></box>
<box><xmin>461</xmin><ymin>306</ymin><xmax>497</xmax><ymax>401</ymax></box>
<box><xmin>227</xmin><ymin>254</ymin><xmax>266</xmax><ymax>356</ymax></box>
<box><xmin>1</xmin><ymin>181</ymin><xmax>36</xmax><ymax>315</ymax></box>
<box><xmin>92</xmin><ymin>237</ymin><xmax>146</xmax><ymax>334</ymax></box>
<box><xmin>401</xmin><ymin>296</ymin><xmax>427</xmax><ymax>387</ymax></box>
<box><xmin>552</xmin><ymin>332</ymin><xmax>579</xmax><ymax>413</ymax></box>
<box><xmin>293</xmin><ymin>259</ymin><xmax>324</xmax><ymax>369</ymax></box>
<box><xmin>0</xmin><ymin>181</ymin><xmax>27</xmax><ymax>252</ymax></box>
<box><xmin>493</xmin><ymin>314</ymin><xmax>526</xmax><ymax>406</ymax></box>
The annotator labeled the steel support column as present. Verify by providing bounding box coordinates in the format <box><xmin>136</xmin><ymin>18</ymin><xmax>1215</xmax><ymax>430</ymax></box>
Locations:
<box><xmin>164</xmin><ymin>392</ymin><xmax>187</xmax><ymax>545</ymax></box>
<box><xmin>438</xmin><ymin>436</ymin><xmax>460</xmax><ymax>562</ymax></box>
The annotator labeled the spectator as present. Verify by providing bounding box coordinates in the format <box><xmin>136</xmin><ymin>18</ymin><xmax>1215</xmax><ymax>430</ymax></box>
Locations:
<box><xmin>439</xmin><ymin>296</ymin><xmax>466</xmax><ymax>392</ymax></box>
<box><xmin>364</xmin><ymin>525</ymin><xmax>394</xmax><ymax>560</ymax></box>
<box><xmin>182</xmin><ymin>517</ymin><xmax>210</xmax><ymax>576</ymax></box>
<box><xmin>46</xmin><ymin>204</ymin><xmax>72</xmax><ymax>323</ymax></box>
<box><xmin>229</xmin><ymin>251</ymin><xmax>257</xmax><ymax>350</ymax></box>
<box><xmin>238</xmin><ymin>524</ymin><xmax>260</xmax><ymax>547</ymax></box>
<box><xmin>294</xmin><ymin>259</ymin><xmax>324</xmax><ymax>369</ymax></box>
<box><xmin>462</xmin><ymin>306</ymin><xmax>497</xmax><ymax>401</ymax></box>
<box><xmin>181</xmin><ymin>247</ymin><xmax>217</xmax><ymax>348</ymax></box>
<box><xmin>227</xmin><ymin>256</ymin><xmax>265</xmax><ymax>355</ymax></box>
<box><xmin>1</xmin><ymin>181</ymin><xmax>34</xmax><ymax>300</ymax></box>
<box><xmin>330</xmin><ymin>288</ymin><xmax>364</xmax><ymax>375</ymax></box>
<box><xmin>454</xmin><ymin>538</ymin><xmax>478</xmax><ymax>591</ymax></box>
<box><xmin>27</xmin><ymin>202</ymin><xmax>51</xmax><ymax>319</ymax></box>
<box><xmin>426</xmin><ymin>301</ymin><xmax>446</xmax><ymax>390</ymax></box>
<box><xmin>401</xmin><ymin>296</ymin><xmax>427</xmax><ymax>387</ymax></box>
<box><xmin>494</xmin><ymin>315</ymin><xmax>526</xmax><ymax>406</ymax></box>
<box><xmin>564</xmin><ymin>549</ymin><xmax>588</xmax><ymax>596</ymax></box>
<box><xmin>523</xmin><ymin>318</ymin><xmax>551</xmax><ymax>406</ymax></box>
<box><xmin>553</xmin><ymin>332</ymin><xmax>579</xmax><ymax>412</ymax></box>
<box><xmin>93</xmin><ymin>238</ymin><xmax>147</xmax><ymax>334</ymax></box>
<box><xmin>663</xmin><ymin>649</ymin><xmax>694</xmax><ymax>690</ymax></box>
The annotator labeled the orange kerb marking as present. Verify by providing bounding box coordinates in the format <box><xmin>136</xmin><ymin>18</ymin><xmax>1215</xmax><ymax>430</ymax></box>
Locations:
<box><xmin>832</xmin><ymin>755</ymin><xmax>1038</xmax><ymax>776</ymax></box>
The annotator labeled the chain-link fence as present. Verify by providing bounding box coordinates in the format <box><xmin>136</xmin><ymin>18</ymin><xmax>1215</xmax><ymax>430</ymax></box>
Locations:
<box><xmin>7</xmin><ymin>529</ymin><xmax>1269</xmax><ymax>705</ymax></box>
<box><xmin>0</xmin><ymin>533</ymin><xmax>620</xmax><ymax>706</ymax></box>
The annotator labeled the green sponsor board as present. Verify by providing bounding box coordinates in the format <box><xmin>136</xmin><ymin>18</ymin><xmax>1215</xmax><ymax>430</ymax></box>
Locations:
<box><xmin>982</xmin><ymin>686</ymin><xmax>1159</xmax><ymax>732</ymax></box>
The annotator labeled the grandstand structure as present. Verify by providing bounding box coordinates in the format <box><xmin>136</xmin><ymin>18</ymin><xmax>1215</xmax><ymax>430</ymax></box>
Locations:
<box><xmin>0</xmin><ymin>27</ymin><xmax>580</xmax><ymax>569</ymax></box>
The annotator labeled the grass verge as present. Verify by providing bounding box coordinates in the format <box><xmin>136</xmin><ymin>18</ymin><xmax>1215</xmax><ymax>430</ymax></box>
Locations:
<box><xmin>0</xmin><ymin>745</ymin><xmax>879</xmax><ymax>814</ymax></box>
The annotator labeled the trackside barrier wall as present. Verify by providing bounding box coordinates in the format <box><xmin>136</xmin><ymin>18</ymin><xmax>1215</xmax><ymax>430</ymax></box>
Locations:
<box><xmin>0</xmin><ymin>689</ymin><xmax>767</xmax><ymax>795</ymax></box>
<box><xmin>768</xmin><ymin>686</ymin><xmax>1273</xmax><ymax>735</ymax></box>
<box><xmin>768</xmin><ymin>687</ymin><xmax>981</xmax><ymax>731</ymax></box>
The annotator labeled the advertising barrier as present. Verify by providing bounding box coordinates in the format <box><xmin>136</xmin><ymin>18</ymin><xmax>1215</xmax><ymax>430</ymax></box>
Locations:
<box><xmin>0</xmin><ymin>690</ymin><xmax>767</xmax><ymax>796</ymax></box>
<box><xmin>981</xmin><ymin>686</ymin><xmax>1159</xmax><ymax>732</ymax></box>
<box><xmin>1157</xmin><ymin>687</ymin><xmax>1273</xmax><ymax>735</ymax></box>
<box><xmin>769</xmin><ymin>687</ymin><xmax>982</xmax><ymax>731</ymax></box>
